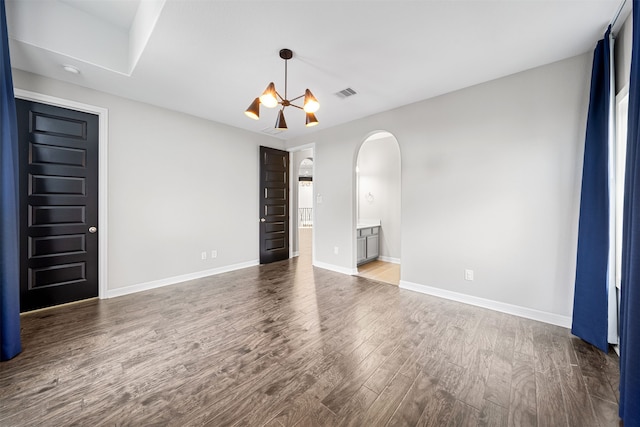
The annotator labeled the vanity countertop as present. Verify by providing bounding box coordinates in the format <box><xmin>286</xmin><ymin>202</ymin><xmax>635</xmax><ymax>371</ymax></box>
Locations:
<box><xmin>357</xmin><ymin>221</ymin><xmax>381</xmax><ymax>230</ymax></box>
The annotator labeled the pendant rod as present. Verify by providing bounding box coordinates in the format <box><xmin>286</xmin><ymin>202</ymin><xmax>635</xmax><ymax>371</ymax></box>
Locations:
<box><xmin>284</xmin><ymin>58</ymin><xmax>288</xmax><ymax>101</ymax></box>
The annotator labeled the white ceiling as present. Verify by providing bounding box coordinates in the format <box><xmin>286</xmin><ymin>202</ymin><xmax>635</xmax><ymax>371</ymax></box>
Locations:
<box><xmin>6</xmin><ymin>0</ymin><xmax>621</xmax><ymax>140</ymax></box>
<box><xmin>59</xmin><ymin>0</ymin><xmax>139</xmax><ymax>30</ymax></box>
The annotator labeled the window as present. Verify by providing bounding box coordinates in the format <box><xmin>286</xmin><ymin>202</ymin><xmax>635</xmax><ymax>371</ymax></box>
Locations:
<box><xmin>615</xmin><ymin>86</ymin><xmax>629</xmax><ymax>291</ymax></box>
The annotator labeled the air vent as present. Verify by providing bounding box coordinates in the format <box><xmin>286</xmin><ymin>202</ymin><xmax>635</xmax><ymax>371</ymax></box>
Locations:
<box><xmin>335</xmin><ymin>87</ymin><xmax>357</xmax><ymax>99</ymax></box>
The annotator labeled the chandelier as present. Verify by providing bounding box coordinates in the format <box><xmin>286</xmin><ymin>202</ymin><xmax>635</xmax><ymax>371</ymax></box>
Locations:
<box><xmin>245</xmin><ymin>48</ymin><xmax>319</xmax><ymax>130</ymax></box>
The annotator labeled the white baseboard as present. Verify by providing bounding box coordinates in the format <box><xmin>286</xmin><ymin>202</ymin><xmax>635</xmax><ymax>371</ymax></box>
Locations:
<box><xmin>313</xmin><ymin>261</ymin><xmax>358</xmax><ymax>276</ymax></box>
<box><xmin>291</xmin><ymin>251</ymin><xmax>300</xmax><ymax>258</ymax></box>
<box><xmin>378</xmin><ymin>256</ymin><xmax>401</xmax><ymax>264</ymax></box>
<box><xmin>106</xmin><ymin>260</ymin><xmax>259</xmax><ymax>299</ymax></box>
<box><xmin>399</xmin><ymin>280</ymin><xmax>571</xmax><ymax>328</ymax></box>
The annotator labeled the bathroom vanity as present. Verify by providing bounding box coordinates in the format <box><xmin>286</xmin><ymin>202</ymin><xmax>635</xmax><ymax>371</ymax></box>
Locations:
<box><xmin>357</xmin><ymin>223</ymin><xmax>380</xmax><ymax>265</ymax></box>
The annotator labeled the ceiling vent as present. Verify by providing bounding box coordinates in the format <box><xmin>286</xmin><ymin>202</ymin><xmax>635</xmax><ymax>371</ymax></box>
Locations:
<box><xmin>335</xmin><ymin>87</ymin><xmax>357</xmax><ymax>99</ymax></box>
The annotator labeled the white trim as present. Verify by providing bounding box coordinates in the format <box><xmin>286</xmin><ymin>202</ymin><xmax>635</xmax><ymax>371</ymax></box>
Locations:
<box><xmin>616</xmin><ymin>83</ymin><xmax>629</xmax><ymax>99</ymax></box>
<box><xmin>399</xmin><ymin>280</ymin><xmax>572</xmax><ymax>328</ymax></box>
<box><xmin>13</xmin><ymin>89</ymin><xmax>109</xmax><ymax>300</ymax></box>
<box><xmin>106</xmin><ymin>260</ymin><xmax>259</xmax><ymax>299</ymax></box>
<box><xmin>291</xmin><ymin>251</ymin><xmax>300</xmax><ymax>258</ymax></box>
<box><xmin>610</xmin><ymin>0</ymin><xmax>631</xmax><ymax>36</ymax></box>
<box><xmin>289</xmin><ymin>153</ymin><xmax>294</xmax><ymax>259</ymax></box>
<box><xmin>287</xmin><ymin>143</ymin><xmax>316</xmax><ymax>153</ymax></box>
<box><xmin>611</xmin><ymin>84</ymin><xmax>629</xmax><ymax>345</ymax></box>
<box><xmin>378</xmin><ymin>256</ymin><xmax>401</xmax><ymax>264</ymax></box>
<box><xmin>313</xmin><ymin>261</ymin><xmax>358</xmax><ymax>276</ymax></box>
<box><xmin>615</xmin><ymin>86</ymin><xmax>629</xmax><ymax>291</ymax></box>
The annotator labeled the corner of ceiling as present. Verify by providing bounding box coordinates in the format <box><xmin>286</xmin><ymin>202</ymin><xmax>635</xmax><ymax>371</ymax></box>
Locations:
<box><xmin>127</xmin><ymin>0</ymin><xmax>166</xmax><ymax>75</ymax></box>
<box><xmin>6</xmin><ymin>0</ymin><xmax>166</xmax><ymax>77</ymax></box>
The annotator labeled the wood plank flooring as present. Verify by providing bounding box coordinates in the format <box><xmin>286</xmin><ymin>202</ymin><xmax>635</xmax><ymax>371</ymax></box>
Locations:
<box><xmin>299</xmin><ymin>226</ymin><xmax>400</xmax><ymax>287</ymax></box>
<box><xmin>0</xmin><ymin>256</ymin><xmax>621</xmax><ymax>426</ymax></box>
<box><xmin>298</xmin><ymin>227</ymin><xmax>312</xmax><ymax>263</ymax></box>
<box><xmin>358</xmin><ymin>260</ymin><xmax>401</xmax><ymax>286</ymax></box>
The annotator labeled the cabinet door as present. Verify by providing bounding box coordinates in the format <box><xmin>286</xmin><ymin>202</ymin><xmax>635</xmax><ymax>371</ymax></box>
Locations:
<box><xmin>357</xmin><ymin>237</ymin><xmax>366</xmax><ymax>263</ymax></box>
<box><xmin>366</xmin><ymin>234</ymin><xmax>379</xmax><ymax>259</ymax></box>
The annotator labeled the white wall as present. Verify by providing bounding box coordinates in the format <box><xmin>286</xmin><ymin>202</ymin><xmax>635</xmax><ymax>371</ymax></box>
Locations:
<box><xmin>12</xmin><ymin>51</ymin><xmax>593</xmax><ymax>323</ymax></box>
<box><xmin>12</xmin><ymin>69</ymin><xmax>283</xmax><ymax>293</ymax></box>
<box><xmin>299</xmin><ymin>183</ymin><xmax>313</xmax><ymax>209</ymax></box>
<box><xmin>357</xmin><ymin>135</ymin><xmax>401</xmax><ymax>260</ymax></box>
<box><xmin>286</xmin><ymin>53</ymin><xmax>591</xmax><ymax>321</ymax></box>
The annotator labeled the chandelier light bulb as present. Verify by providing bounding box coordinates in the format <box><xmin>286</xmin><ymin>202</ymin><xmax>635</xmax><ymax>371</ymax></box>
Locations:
<box><xmin>259</xmin><ymin>82</ymin><xmax>278</xmax><ymax>108</ymax></box>
<box><xmin>303</xmin><ymin>89</ymin><xmax>320</xmax><ymax>113</ymax></box>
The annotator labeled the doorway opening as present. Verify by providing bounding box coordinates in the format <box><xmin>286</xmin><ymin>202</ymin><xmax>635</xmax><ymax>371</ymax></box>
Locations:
<box><xmin>355</xmin><ymin>132</ymin><xmax>401</xmax><ymax>285</ymax></box>
<box><xmin>289</xmin><ymin>146</ymin><xmax>315</xmax><ymax>263</ymax></box>
<box><xmin>297</xmin><ymin>156</ymin><xmax>313</xmax><ymax>261</ymax></box>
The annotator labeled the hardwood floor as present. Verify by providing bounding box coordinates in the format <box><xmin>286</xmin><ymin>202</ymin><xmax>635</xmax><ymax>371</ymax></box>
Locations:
<box><xmin>299</xmin><ymin>228</ymin><xmax>401</xmax><ymax>287</ymax></box>
<box><xmin>358</xmin><ymin>260</ymin><xmax>401</xmax><ymax>286</ymax></box>
<box><xmin>299</xmin><ymin>227</ymin><xmax>312</xmax><ymax>262</ymax></box>
<box><xmin>0</xmin><ymin>255</ymin><xmax>621</xmax><ymax>426</ymax></box>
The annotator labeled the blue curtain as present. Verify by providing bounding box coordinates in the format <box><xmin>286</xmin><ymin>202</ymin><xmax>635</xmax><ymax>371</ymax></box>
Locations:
<box><xmin>620</xmin><ymin>1</ymin><xmax>640</xmax><ymax>424</ymax></box>
<box><xmin>0</xmin><ymin>0</ymin><xmax>21</xmax><ymax>361</ymax></box>
<box><xmin>571</xmin><ymin>27</ymin><xmax>611</xmax><ymax>353</ymax></box>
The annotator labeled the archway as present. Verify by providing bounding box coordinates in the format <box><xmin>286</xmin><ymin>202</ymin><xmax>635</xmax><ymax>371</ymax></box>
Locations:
<box><xmin>355</xmin><ymin>131</ymin><xmax>401</xmax><ymax>285</ymax></box>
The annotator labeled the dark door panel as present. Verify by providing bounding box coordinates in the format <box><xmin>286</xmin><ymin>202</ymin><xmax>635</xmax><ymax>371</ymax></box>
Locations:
<box><xmin>16</xmin><ymin>99</ymin><xmax>99</xmax><ymax>312</ymax></box>
<box><xmin>259</xmin><ymin>146</ymin><xmax>289</xmax><ymax>264</ymax></box>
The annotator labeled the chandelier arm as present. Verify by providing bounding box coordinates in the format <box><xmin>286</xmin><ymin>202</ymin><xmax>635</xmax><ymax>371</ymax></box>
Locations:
<box><xmin>275</xmin><ymin>90</ymin><xmax>285</xmax><ymax>102</ymax></box>
<box><xmin>289</xmin><ymin>104</ymin><xmax>304</xmax><ymax>110</ymax></box>
<box><xmin>289</xmin><ymin>94</ymin><xmax>305</xmax><ymax>102</ymax></box>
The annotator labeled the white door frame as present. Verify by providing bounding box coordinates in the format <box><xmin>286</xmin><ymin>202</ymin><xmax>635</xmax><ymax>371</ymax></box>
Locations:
<box><xmin>14</xmin><ymin>89</ymin><xmax>109</xmax><ymax>299</ymax></box>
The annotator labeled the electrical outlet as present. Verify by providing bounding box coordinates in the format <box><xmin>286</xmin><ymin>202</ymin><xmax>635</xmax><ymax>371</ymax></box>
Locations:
<box><xmin>201</xmin><ymin>251</ymin><xmax>207</xmax><ymax>260</ymax></box>
<box><xmin>211</xmin><ymin>250</ymin><xmax>217</xmax><ymax>259</ymax></box>
<box><xmin>334</xmin><ymin>246</ymin><xmax>339</xmax><ymax>255</ymax></box>
<box><xmin>465</xmin><ymin>269</ymin><xmax>474</xmax><ymax>281</ymax></box>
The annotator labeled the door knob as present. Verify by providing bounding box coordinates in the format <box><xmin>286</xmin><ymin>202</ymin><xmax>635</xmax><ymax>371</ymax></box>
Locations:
<box><xmin>260</xmin><ymin>218</ymin><xmax>266</xmax><ymax>222</ymax></box>
<box><xmin>88</xmin><ymin>226</ymin><xmax>97</xmax><ymax>233</ymax></box>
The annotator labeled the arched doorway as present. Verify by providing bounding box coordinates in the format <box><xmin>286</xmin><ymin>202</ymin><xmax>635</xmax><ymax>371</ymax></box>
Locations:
<box><xmin>355</xmin><ymin>131</ymin><xmax>401</xmax><ymax>285</ymax></box>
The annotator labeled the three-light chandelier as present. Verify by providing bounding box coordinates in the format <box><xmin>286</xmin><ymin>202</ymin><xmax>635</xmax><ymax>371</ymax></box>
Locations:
<box><xmin>245</xmin><ymin>48</ymin><xmax>319</xmax><ymax>130</ymax></box>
